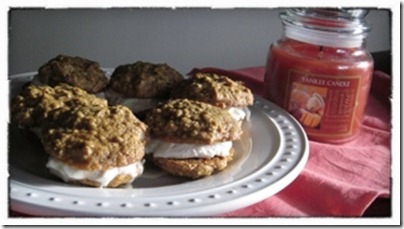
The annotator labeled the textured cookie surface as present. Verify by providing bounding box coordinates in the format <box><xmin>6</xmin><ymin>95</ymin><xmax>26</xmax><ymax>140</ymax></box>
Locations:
<box><xmin>109</xmin><ymin>61</ymin><xmax>183</xmax><ymax>98</ymax></box>
<box><xmin>42</xmin><ymin>105</ymin><xmax>148</xmax><ymax>170</ymax></box>
<box><xmin>170</xmin><ymin>72</ymin><xmax>253</xmax><ymax>108</ymax></box>
<box><xmin>149</xmin><ymin>148</ymin><xmax>234</xmax><ymax>179</ymax></box>
<box><xmin>145</xmin><ymin>99</ymin><xmax>242</xmax><ymax>144</ymax></box>
<box><xmin>11</xmin><ymin>84</ymin><xmax>108</xmax><ymax>128</ymax></box>
<box><xmin>37</xmin><ymin>54</ymin><xmax>109</xmax><ymax>93</ymax></box>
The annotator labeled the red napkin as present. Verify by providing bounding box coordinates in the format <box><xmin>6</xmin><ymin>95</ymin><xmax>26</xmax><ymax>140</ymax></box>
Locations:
<box><xmin>190</xmin><ymin>67</ymin><xmax>391</xmax><ymax>217</ymax></box>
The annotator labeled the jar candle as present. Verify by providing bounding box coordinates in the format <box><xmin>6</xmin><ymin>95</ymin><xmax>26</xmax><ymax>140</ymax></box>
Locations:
<box><xmin>264</xmin><ymin>9</ymin><xmax>374</xmax><ymax>143</ymax></box>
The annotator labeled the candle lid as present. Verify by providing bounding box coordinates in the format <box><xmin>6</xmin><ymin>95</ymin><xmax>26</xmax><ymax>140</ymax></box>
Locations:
<box><xmin>280</xmin><ymin>8</ymin><xmax>371</xmax><ymax>48</ymax></box>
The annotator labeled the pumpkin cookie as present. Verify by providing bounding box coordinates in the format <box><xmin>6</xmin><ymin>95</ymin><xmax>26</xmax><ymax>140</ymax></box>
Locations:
<box><xmin>106</xmin><ymin>61</ymin><xmax>184</xmax><ymax>115</ymax></box>
<box><xmin>42</xmin><ymin>105</ymin><xmax>149</xmax><ymax>188</ymax></box>
<box><xmin>170</xmin><ymin>72</ymin><xmax>253</xmax><ymax>121</ymax></box>
<box><xmin>144</xmin><ymin>99</ymin><xmax>241</xmax><ymax>179</ymax></box>
<box><xmin>34</xmin><ymin>54</ymin><xmax>109</xmax><ymax>94</ymax></box>
<box><xmin>11</xmin><ymin>84</ymin><xmax>108</xmax><ymax>129</ymax></box>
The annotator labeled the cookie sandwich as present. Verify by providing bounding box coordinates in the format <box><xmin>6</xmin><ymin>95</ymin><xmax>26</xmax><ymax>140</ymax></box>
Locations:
<box><xmin>144</xmin><ymin>99</ymin><xmax>242</xmax><ymax>179</ymax></box>
<box><xmin>106</xmin><ymin>61</ymin><xmax>184</xmax><ymax>116</ymax></box>
<box><xmin>32</xmin><ymin>54</ymin><xmax>109</xmax><ymax>95</ymax></box>
<box><xmin>170</xmin><ymin>72</ymin><xmax>254</xmax><ymax>122</ymax></box>
<box><xmin>11</xmin><ymin>83</ymin><xmax>108</xmax><ymax>138</ymax></box>
<box><xmin>42</xmin><ymin>105</ymin><xmax>149</xmax><ymax>188</ymax></box>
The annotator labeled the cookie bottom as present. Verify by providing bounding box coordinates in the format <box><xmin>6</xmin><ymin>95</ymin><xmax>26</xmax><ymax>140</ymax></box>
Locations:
<box><xmin>149</xmin><ymin>148</ymin><xmax>235</xmax><ymax>179</ymax></box>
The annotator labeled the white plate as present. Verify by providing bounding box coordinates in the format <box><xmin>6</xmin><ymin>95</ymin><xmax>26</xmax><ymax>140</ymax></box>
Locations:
<box><xmin>9</xmin><ymin>72</ymin><xmax>309</xmax><ymax>217</ymax></box>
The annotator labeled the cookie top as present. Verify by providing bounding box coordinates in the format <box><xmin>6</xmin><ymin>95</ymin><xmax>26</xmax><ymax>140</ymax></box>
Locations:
<box><xmin>145</xmin><ymin>99</ymin><xmax>242</xmax><ymax>144</ymax></box>
<box><xmin>42</xmin><ymin>105</ymin><xmax>149</xmax><ymax>171</ymax></box>
<box><xmin>170</xmin><ymin>72</ymin><xmax>254</xmax><ymax>108</ymax></box>
<box><xmin>37</xmin><ymin>54</ymin><xmax>109</xmax><ymax>93</ymax></box>
<box><xmin>11</xmin><ymin>84</ymin><xmax>108</xmax><ymax>128</ymax></box>
<box><xmin>109</xmin><ymin>61</ymin><xmax>184</xmax><ymax>98</ymax></box>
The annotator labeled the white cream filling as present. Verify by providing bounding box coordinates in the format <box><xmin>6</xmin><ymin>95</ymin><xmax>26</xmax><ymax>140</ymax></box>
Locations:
<box><xmin>146</xmin><ymin>140</ymin><xmax>232</xmax><ymax>159</ymax></box>
<box><xmin>46</xmin><ymin>157</ymin><xmax>144</xmax><ymax>188</ymax></box>
<box><xmin>228</xmin><ymin>107</ymin><xmax>251</xmax><ymax>122</ymax></box>
<box><xmin>105</xmin><ymin>88</ymin><xmax>162</xmax><ymax>113</ymax></box>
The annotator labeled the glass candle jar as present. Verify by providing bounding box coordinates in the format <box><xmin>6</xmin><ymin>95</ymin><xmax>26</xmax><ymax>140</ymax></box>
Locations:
<box><xmin>264</xmin><ymin>8</ymin><xmax>374</xmax><ymax>144</ymax></box>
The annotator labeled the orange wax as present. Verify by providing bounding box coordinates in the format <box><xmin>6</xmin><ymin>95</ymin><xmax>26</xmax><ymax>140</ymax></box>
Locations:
<box><xmin>264</xmin><ymin>39</ymin><xmax>374</xmax><ymax>143</ymax></box>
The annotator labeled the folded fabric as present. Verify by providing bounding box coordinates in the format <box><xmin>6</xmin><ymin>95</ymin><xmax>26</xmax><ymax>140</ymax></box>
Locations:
<box><xmin>190</xmin><ymin>67</ymin><xmax>391</xmax><ymax>217</ymax></box>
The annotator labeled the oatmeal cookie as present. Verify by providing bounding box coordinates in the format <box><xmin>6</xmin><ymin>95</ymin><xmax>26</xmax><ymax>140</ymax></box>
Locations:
<box><xmin>148</xmin><ymin>148</ymin><xmax>234</xmax><ymax>179</ymax></box>
<box><xmin>42</xmin><ymin>105</ymin><xmax>148</xmax><ymax>187</ymax></box>
<box><xmin>145</xmin><ymin>99</ymin><xmax>240</xmax><ymax>179</ymax></box>
<box><xmin>11</xmin><ymin>84</ymin><xmax>108</xmax><ymax>128</ymax></box>
<box><xmin>42</xmin><ymin>105</ymin><xmax>148</xmax><ymax>170</ymax></box>
<box><xmin>109</xmin><ymin>61</ymin><xmax>184</xmax><ymax>98</ymax></box>
<box><xmin>37</xmin><ymin>54</ymin><xmax>108</xmax><ymax>93</ymax></box>
<box><xmin>170</xmin><ymin>72</ymin><xmax>253</xmax><ymax>108</ymax></box>
<box><xmin>144</xmin><ymin>99</ymin><xmax>242</xmax><ymax>144</ymax></box>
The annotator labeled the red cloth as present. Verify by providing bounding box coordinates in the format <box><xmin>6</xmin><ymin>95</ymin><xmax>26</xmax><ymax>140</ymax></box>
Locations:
<box><xmin>191</xmin><ymin>67</ymin><xmax>391</xmax><ymax>217</ymax></box>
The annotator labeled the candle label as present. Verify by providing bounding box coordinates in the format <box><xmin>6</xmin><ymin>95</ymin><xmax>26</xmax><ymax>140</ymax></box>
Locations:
<box><xmin>286</xmin><ymin>69</ymin><xmax>361</xmax><ymax>137</ymax></box>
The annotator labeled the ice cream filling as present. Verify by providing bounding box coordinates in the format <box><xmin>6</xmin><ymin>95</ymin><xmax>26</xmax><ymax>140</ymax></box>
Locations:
<box><xmin>228</xmin><ymin>107</ymin><xmax>251</xmax><ymax>121</ymax></box>
<box><xmin>146</xmin><ymin>140</ymin><xmax>232</xmax><ymax>159</ymax></box>
<box><xmin>46</xmin><ymin>157</ymin><xmax>144</xmax><ymax>187</ymax></box>
<box><xmin>105</xmin><ymin>88</ymin><xmax>162</xmax><ymax>113</ymax></box>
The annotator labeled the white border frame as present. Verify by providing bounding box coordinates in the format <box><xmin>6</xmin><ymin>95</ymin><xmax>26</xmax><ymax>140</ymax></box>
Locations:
<box><xmin>1</xmin><ymin>0</ymin><xmax>400</xmax><ymax>226</ymax></box>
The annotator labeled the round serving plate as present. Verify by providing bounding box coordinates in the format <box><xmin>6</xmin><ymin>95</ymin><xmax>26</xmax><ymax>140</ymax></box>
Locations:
<box><xmin>9</xmin><ymin>72</ymin><xmax>309</xmax><ymax>217</ymax></box>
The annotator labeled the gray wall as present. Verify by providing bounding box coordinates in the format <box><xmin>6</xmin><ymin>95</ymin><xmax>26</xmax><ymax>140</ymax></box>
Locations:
<box><xmin>9</xmin><ymin>8</ymin><xmax>391</xmax><ymax>75</ymax></box>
